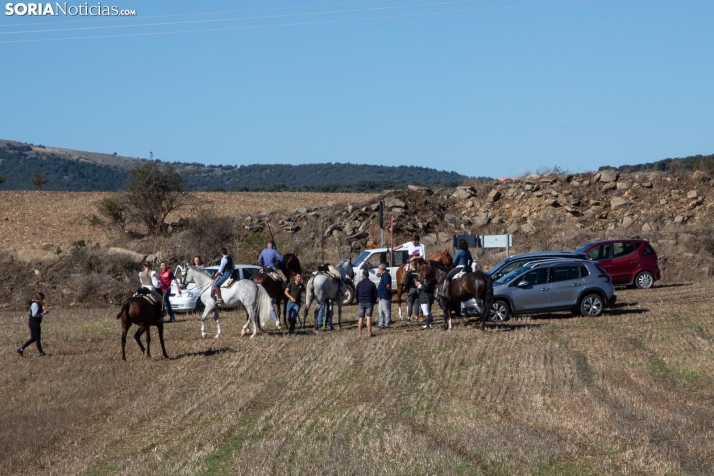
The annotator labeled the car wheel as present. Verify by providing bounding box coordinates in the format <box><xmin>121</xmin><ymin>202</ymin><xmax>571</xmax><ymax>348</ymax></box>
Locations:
<box><xmin>195</xmin><ymin>298</ymin><xmax>206</xmax><ymax>313</ymax></box>
<box><xmin>634</xmin><ymin>271</ymin><xmax>654</xmax><ymax>289</ymax></box>
<box><xmin>342</xmin><ymin>285</ymin><xmax>354</xmax><ymax>306</ymax></box>
<box><xmin>489</xmin><ymin>300</ymin><xmax>510</xmax><ymax>322</ymax></box>
<box><xmin>579</xmin><ymin>294</ymin><xmax>603</xmax><ymax>317</ymax></box>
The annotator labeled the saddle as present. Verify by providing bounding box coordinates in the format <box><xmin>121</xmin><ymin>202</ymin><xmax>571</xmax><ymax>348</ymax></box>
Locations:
<box><xmin>453</xmin><ymin>271</ymin><xmax>468</xmax><ymax>282</ymax></box>
<box><xmin>217</xmin><ymin>270</ymin><xmax>242</xmax><ymax>289</ymax></box>
<box><xmin>134</xmin><ymin>291</ymin><xmax>160</xmax><ymax>306</ymax></box>
<box><xmin>317</xmin><ymin>270</ymin><xmax>342</xmax><ymax>284</ymax></box>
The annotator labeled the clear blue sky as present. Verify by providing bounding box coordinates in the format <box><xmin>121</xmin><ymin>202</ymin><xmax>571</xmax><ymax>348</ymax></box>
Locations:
<box><xmin>1</xmin><ymin>0</ymin><xmax>712</xmax><ymax>178</ymax></box>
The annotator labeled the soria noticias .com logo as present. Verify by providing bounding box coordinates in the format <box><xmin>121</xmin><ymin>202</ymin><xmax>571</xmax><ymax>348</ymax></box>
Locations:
<box><xmin>5</xmin><ymin>3</ymin><xmax>136</xmax><ymax>16</ymax></box>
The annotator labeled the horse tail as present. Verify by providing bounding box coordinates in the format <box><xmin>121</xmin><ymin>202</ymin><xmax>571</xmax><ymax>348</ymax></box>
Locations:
<box><xmin>116</xmin><ymin>296</ymin><xmax>132</xmax><ymax>319</ymax></box>
<box><xmin>255</xmin><ymin>283</ymin><xmax>273</xmax><ymax>329</ymax></box>
<box><xmin>482</xmin><ymin>272</ymin><xmax>494</xmax><ymax>330</ymax></box>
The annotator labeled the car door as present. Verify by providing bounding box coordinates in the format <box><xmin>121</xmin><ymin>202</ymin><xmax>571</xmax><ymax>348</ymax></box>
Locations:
<box><xmin>241</xmin><ymin>267</ymin><xmax>258</xmax><ymax>281</ymax></box>
<box><xmin>591</xmin><ymin>243</ymin><xmax>614</xmax><ymax>275</ymax></box>
<box><xmin>549</xmin><ymin>265</ymin><xmax>585</xmax><ymax>308</ymax></box>
<box><xmin>609</xmin><ymin>241</ymin><xmax>640</xmax><ymax>284</ymax></box>
<box><xmin>365</xmin><ymin>252</ymin><xmax>389</xmax><ymax>284</ymax></box>
<box><xmin>510</xmin><ymin>268</ymin><xmax>550</xmax><ymax>312</ymax></box>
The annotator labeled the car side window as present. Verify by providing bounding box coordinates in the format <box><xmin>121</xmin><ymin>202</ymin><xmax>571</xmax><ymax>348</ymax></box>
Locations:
<box><xmin>366</xmin><ymin>253</ymin><xmax>386</xmax><ymax>269</ymax></box>
<box><xmin>600</xmin><ymin>244</ymin><xmax>612</xmax><ymax>260</ymax></box>
<box><xmin>521</xmin><ymin>268</ymin><xmax>548</xmax><ymax>285</ymax></box>
<box><xmin>580</xmin><ymin>265</ymin><xmax>590</xmax><ymax>277</ymax></box>
<box><xmin>392</xmin><ymin>251</ymin><xmax>408</xmax><ymax>267</ymax></box>
<box><xmin>242</xmin><ymin>268</ymin><xmax>257</xmax><ymax>280</ymax></box>
<box><xmin>642</xmin><ymin>245</ymin><xmax>655</xmax><ymax>256</ymax></box>
<box><xmin>587</xmin><ymin>247</ymin><xmax>600</xmax><ymax>260</ymax></box>
<box><xmin>613</xmin><ymin>241</ymin><xmax>637</xmax><ymax>258</ymax></box>
<box><xmin>551</xmin><ymin>266</ymin><xmax>581</xmax><ymax>282</ymax></box>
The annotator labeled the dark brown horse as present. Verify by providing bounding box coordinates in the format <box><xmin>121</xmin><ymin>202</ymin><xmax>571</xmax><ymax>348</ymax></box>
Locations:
<box><xmin>116</xmin><ymin>294</ymin><xmax>168</xmax><ymax>361</ymax></box>
<box><xmin>251</xmin><ymin>253</ymin><xmax>302</xmax><ymax>328</ymax></box>
<box><xmin>396</xmin><ymin>249</ymin><xmax>453</xmax><ymax>319</ymax></box>
<box><xmin>418</xmin><ymin>260</ymin><xmax>493</xmax><ymax>331</ymax></box>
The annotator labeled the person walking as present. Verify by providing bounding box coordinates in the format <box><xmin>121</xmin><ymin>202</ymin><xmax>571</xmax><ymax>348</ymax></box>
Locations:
<box><xmin>284</xmin><ymin>273</ymin><xmax>305</xmax><ymax>333</ymax></box>
<box><xmin>17</xmin><ymin>292</ymin><xmax>49</xmax><ymax>357</ymax></box>
<box><xmin>403</xmin><ymin>260</ymin><xmax>420</xmax><ymax>321</ymax></box>
<box><xmin>355</xmin><ymin>269</ymin><xmax>377</xmax><ymax>337</ymax></box>
<box><xmin>440</xmin><ymin>239</ymin><xmax>474</xmax><ymax>299</ymax></box>
<box><xmin>376</xmin><ymin>263</ymin><xmax>392</xmax><ymax>329</ymax></box>
<box><xmin>159</xmin><ymin>261</ymin><xmax>181</xmax><ymax>322</ymax></box>
<box><xmin>417</xmin><ymin>274</ymin><xmax>435</xmax><ymax>329</ymax></box>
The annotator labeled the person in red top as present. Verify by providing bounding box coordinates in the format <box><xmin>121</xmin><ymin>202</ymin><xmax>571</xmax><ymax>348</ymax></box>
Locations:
<box><xmin>159</xmin><ymin>261</ymin><xmax>181</xmax><ymax>322</ymax></box>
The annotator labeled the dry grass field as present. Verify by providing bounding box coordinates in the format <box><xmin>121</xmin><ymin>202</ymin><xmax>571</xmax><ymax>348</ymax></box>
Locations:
<box><xmin>0</xmin><ymin>191</ymin><xmax>376</xmax><ymax>249</ymax></box>
<box><xmin>2</xmin><ymin>283</ymin><xmax>713</xmax><ymax>475</ymax></box>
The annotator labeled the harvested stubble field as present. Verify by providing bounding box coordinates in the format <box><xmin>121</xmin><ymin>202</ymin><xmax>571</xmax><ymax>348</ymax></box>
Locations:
<box><xmin>2</xmin><ymin>284</ymin><xmax>713</xmax><ymax>475</ymax></box>
<box><xmin>0</xmin><ymin>191</ymin><xmax>376</xmax><ymax>249</ymax></box>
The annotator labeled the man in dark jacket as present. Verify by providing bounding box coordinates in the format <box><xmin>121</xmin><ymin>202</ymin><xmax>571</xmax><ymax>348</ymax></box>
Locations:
<box><xmin>377</xmin><ymin>263</ymin><xmax>392</xmax><ymax>328</ymax></box>
<box><xmin>354</xmin><ymin>269</ymin><xmax>377</xmax><ymax>337</ymax></box>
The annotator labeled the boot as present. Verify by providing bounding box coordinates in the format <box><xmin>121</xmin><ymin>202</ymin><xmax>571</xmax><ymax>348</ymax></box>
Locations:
<box><xmin>215</xmin><ymin>288</ymin><xmax>223</xmax><ymax>305</ymax></box>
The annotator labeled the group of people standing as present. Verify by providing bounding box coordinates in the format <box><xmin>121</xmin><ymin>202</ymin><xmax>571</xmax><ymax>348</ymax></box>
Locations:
<box><xmin>15</xmin><ymin>236</ymin><xmax>477</xmax><ymax>354</ymax></box>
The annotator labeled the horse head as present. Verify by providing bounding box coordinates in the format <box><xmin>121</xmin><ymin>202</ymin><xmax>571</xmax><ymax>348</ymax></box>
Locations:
<box><xmin>337</xmin><ymin>259</ymin><xmax>355</xmax><ymax>281</ymax></box>
<box><xmin>282</xmin><ymin>253</ymin><xmax>302</xmax><ymax>276</ymax></box>
<box><xmin>428</xmin><ymin>249</ymin><xmax>453</xmax><ymax>266</ymax></box>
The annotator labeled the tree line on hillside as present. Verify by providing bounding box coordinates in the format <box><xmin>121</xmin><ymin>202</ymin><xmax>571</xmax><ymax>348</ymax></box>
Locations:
<box><xmin>180</xmin><ymin>162</ymin><xmax>476</xmax><ymax>190</ymax></box>
<box><xmin>0</xmin><ymin>143</ymin><xmax>129</xmax><ymax>191</ymax></box>
<box><xmin>0</xmin><ymin>142</ymin><xmax>479</xmax><ymax>192</ymax></box>
<box><xmin>603</xmin><ymin>153</ymin><xmax>714</xmax><ymax>174</ymax></box>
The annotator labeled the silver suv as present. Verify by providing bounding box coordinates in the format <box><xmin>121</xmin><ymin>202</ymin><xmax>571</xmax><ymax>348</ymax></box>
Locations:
<box><xmin>489</xmin><ymin>259</ymin><xmax>616</xmax><ymax>321</ymax></box>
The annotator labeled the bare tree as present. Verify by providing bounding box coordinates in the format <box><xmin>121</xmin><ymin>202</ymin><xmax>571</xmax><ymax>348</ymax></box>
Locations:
<box><xmin>30</xmin><ymin>172</ymin><xmax>48</xmax><ymax>190</ymax></box>
<box><xmin>124</xmin><ymin>162</ymin><xmax>187</xmax><ymax>236</ymax></box>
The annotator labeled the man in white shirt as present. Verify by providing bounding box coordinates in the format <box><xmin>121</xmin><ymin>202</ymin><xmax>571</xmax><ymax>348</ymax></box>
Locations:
<box><xmin>400</xmin><ymin>234</ymin><xmax>425</xmax><ymax>262</ymax></box>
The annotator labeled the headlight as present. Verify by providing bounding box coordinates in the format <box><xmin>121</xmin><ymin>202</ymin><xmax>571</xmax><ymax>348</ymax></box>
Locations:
<box><xmin>187</xmin><ymin>292</ymin><xmax>194</xmax><ymax>297</ymax></box>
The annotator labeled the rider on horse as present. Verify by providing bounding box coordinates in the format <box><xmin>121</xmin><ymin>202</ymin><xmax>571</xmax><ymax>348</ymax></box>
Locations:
<box><xmin>214</xmin><ymin>247</ymin><xmax>235</xmax><ymax>305</ymax></box>
<box><xmin>440</xmin><ymin>239</ymin><xmax>474</xmax><ymax>300</ymax></box>
<box><xmin>400</xmin><ymin>234</ymin><xmax>425</xmax><ymax>262</ymax></box>
<box><xmin>258</xmin><ymin>240</ymin><xmax>287</xmax><ymax>287</ymax></box>
<box><xmin>138</xmin><ymin>261</ymin><xmax>164</xmax><ymax>313</ymax></box>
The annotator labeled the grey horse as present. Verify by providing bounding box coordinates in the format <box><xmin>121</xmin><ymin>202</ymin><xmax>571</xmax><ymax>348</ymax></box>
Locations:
<box><xmin>183</xmin><ymin>265</ymin><xmax>274</xmax><ymax>339</ymax></box>
<box><xmin>302</xmin><ymin>260</ymin><xmax>354</xmax><ymax>330</ymax></box>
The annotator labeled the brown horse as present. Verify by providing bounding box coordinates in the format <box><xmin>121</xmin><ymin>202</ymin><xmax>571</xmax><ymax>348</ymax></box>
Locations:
<box><xmin>418</xmin><ymin>260</ymin><xmax>493</xmax><ymax>331</ymax></box>
<box><xmin>396</xmin><ymin>249</ymin><xmax>453</xmax><ymax>319</ymax></box>
<box><xmin>251</xmin><ymin>253</ymin><xmax>302</xmax><ymax>328</ymax></box>
<box><xmin>116</xmin><ymin>294</ymin><xmax>168</xmax><ymax>361</ymax></box>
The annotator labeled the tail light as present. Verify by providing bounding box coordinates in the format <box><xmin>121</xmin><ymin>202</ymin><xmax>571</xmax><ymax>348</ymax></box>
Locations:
<box><xmin>598</xmin><ymin>274</ymin><xmax>611</xmax><ymax>283</ymax></box>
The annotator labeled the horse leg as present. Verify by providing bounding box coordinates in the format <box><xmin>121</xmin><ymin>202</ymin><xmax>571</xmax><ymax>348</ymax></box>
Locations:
<box><xmin>214</xmin><ymin>308</ymin><xmax>221</xmax><ymax>339</ymax></box>
<box><xmin>145</xmin><ymin>326</ymin><xmax>152</xmax><ymax>358</ymax></box>
<box><xmin>157</xmin><ymin>323</ymin><xmax>169</xmax><ymax>358</ymax></box>
<box><xmin>337</xmin><ymin>299</ymin><xmax>342</xmax><ymax>331</ymax></box>
<box><xmin>134</xmin><ymin>327</ymin><xmax>146</xmax><ymax>355</ymax></box>
<box><xmin>442</xmin><ymin>299</ymin><xmax>451</xmax><ymax>331</ymax></box>
<box><xmin>121</xmin><ymin>319</ymin><xmax>130</xmax><ymax>361</ymax></box>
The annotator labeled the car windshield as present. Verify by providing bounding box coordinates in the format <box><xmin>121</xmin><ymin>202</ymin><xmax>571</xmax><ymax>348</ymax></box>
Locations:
<box><xmin>494</xmin><ymin>267</ymin><xmax>527</xmax><ymax>285</ymax></box>
<box><xmin>352</xmin><ymin>251</ymin><xmax>371</xmax><ymax>268</ymax></box>
<box><xmin>574</xmin><ymin>243</ymin><xmax>593</xmax><ymax>253</ymax></box>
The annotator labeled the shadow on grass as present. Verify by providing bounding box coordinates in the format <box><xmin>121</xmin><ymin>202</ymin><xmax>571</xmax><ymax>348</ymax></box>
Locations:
<box><xmin>171</xmin><ymin>347</ymin><xmax>237</xmax><ymax>359</ymax></box>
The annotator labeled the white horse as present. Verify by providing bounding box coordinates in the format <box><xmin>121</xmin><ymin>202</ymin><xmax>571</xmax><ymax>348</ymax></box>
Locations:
<box><xmin>302</xmin><ymin>260</ymin><xmax>354</xmax><ymax>330</ymax></box>
<box><xmin>183</xmin><ymin>265</ymin><xmax>274</xmax><ymax>339</ymax></box>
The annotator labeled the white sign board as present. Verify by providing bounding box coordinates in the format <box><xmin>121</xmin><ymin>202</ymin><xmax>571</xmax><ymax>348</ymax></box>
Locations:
<box><xmin>481</xmin><ymin>234</ymin><xmax>512</xmax><ymax>248</ymax></box>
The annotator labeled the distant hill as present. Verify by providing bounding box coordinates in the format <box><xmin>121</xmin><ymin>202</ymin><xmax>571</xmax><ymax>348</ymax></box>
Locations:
<box><xmin>0</xmin><ymin>139</ymin><xmax>479</xmax><ymax>192</ymax></box>
<box><xmin>602</xmin><ymin>153</ymin><xmax>714</xmax><ymax>174</ymax></box>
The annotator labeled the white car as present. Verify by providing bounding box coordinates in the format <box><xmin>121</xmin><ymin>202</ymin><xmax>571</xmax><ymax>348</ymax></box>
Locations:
<box><xmin>351</xmin><ymin>247</ymin><xmax>412</xmax><ymax>290</ymax></box>
<box><xmin>169</xmin><ymin>264</ymin><xmax>261</xmax><ymax>312</ymax></box>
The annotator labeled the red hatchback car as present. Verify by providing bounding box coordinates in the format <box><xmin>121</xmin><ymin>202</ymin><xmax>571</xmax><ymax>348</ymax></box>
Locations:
<box><xmin>575</xmin><ymin>239</ymin><xmax>661</xmax><ymax>289</ymax></box>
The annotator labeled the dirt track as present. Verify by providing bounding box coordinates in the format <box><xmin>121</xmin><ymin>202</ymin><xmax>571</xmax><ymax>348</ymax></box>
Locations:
<box><xmin>2</xmin><ymin>283</ymin><xmax>713</xmax><ymax>475</ymax></box>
